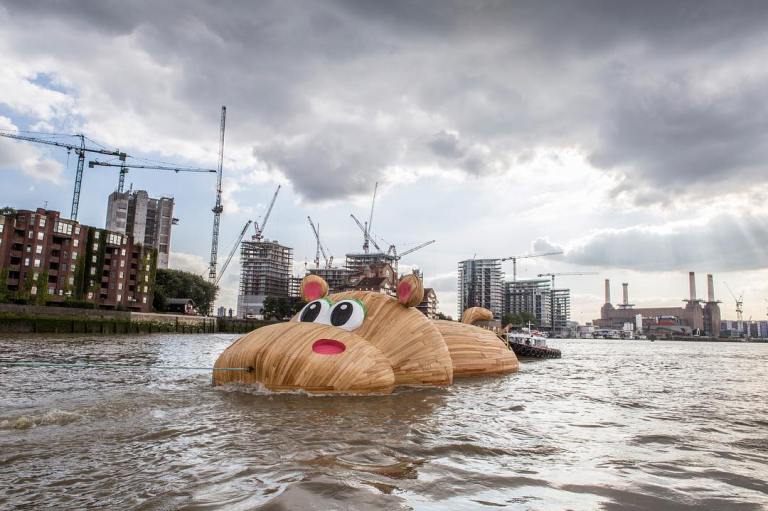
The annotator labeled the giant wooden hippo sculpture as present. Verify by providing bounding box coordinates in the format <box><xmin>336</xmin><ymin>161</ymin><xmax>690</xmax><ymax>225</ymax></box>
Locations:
<box><xmin>213</xmin><ymin>274</ymin><xmax>518</xmax><ymax>394</ymax></box>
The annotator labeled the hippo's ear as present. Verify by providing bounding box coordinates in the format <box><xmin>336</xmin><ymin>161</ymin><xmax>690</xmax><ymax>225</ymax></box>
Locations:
<box><xmin>301</xmin><ymin>274</ymin><xmax>329</xmax><ymax>302</ymax></box>
<box><xmin>396</xmin><ymin>273</ymin><xmax>424</xmax><ymax>307</ymax></box>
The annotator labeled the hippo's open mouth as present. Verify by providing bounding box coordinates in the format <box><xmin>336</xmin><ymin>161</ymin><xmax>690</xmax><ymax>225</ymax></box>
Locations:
<box><xmin>312</xmin><ymin>339</ymin><xmax>346</xmax><ymax>355</ymax></box>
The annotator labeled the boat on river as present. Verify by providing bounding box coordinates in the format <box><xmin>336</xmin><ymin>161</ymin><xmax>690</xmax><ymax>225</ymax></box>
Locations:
<box><xmin>506</xmin><ymin>328</ymin><xmax>562</xmax><ymax>359</ymax></box>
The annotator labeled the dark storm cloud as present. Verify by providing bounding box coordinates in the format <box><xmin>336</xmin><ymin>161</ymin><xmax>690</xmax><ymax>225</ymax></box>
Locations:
<box><xmin>2</xmin><ymin>0</ymin><xmax>768</xmax><ymax>202</ymax></box>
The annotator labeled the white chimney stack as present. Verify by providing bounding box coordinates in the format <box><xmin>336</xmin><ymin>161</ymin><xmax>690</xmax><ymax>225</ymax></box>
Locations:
<box><xmin>689</xmin><ymin>272</ymin><xmax>697</xmax><ymax>301</ymax></box>
<box><xmin>604</xmin><ymin>279</ymin><xmax>611</xmax><ymax>304</ymax></box>
<box><xmin>622</xmin><ymin>283</ymin><xmax>629</xmax><ymax>306</ymax></box>
<box><xmin>707</xmin><ymin>274</ymin><xmax>715</xmax><ymax>302</ymax></box>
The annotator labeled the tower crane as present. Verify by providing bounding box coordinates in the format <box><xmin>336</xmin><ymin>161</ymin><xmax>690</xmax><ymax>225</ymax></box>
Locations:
<box><xmin>537</xmin><ymin>272</ymin><xmax>598</xmax><ymax>289</ymax></box>
<box><xmin>0</xmin><ymin>130</ymin><xmax>127</xmax><ymax>220</ymax></box>
<box><xmin>723</xmin><ymin>281</ymin><xmax>744</xmax><ymax>321</ymax></box>
<box><xmin>253</xmin><ymin>185</ymin><xmax>281</xmax><ymax>241</ymax></box>
<box><xmin>350</xmin><ymin>214</ymin><xmax>383</xmax><ymax>252</ymax></box>
<box><xmin>307</xmin><ymin>216</ymin><xmax>333</xmax><ymax>268</ymax></box>
<box><xmin>502</xmin><ymin>251</ymin><xmax>563</xmax><ymax>283</ymax></box>
<box><xmin>208</xmin><ymin>106</ymin><xmax>226</xmax><ymax>283</ymax></box>
<box><xmin>214</xmin><ymin>220</ymin><xmax>253</xmax><ymax>287</ymax></box>
<box><xmin>363</xmin><ymin>182</ymin><xmax>378</xmax><ymax>254</ymax></box>
<box><xmin>88</xmin><ymin>160</ymin><xmax>217</xmax><ymax>192</ymax></box>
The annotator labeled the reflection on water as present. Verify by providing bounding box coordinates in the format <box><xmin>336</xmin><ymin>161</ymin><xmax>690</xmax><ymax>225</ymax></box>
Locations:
<box><xmin>1</xmin><ymin>335</ymin><xmax>767</xmax><ymax>510</ymax></box>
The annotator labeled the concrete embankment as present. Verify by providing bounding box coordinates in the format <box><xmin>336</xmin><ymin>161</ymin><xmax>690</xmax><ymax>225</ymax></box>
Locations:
<box><xmin>0</xmin><ymin>304</ymin><xmax>270</xmax><ymax>334</ymax></box>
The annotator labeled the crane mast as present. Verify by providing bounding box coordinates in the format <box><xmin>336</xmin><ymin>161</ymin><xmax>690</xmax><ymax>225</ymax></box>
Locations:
<box><xmin>350</xmin><ymin>214</ymin><xmax>383</xmax><ymax>252</ymax></box>
<box><xmin>253</xmin><ymin>185</ymin><xmax>281</xmax><ymax>241</ymax></box>
<box><xmin>208</xmin><ymin>106</ymin><xmax>226</xmax><ymax>282</ymax></box>
<box><xmin>0</xmin><ymin>130</ymin><xmax>126</xmax><ymax>220</ymax></box>
<box><xmin>363</xmin><ymin>182</ymin><xmax>378</xmax><ymax>254</ymax></box>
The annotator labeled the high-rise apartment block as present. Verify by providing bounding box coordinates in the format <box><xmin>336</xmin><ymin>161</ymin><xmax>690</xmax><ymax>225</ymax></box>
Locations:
<box><xmin>457</xmin><ymin>258</ymin><xmax>503</xmax><ymax>319</ymax></box>
<box><xmin>0</xmin><ymin>208</ymin><xmax>156</xmax><ymax>311</ymax></box>
<box><xmin>503</xmin><ymin>278</ymin><xmax>552</xmax><ymax>327</ymax></box>
<box><xmin>237</xmin><ymin>239</ymin><xmax>293</xmax><ymax>318</ymax></box>
<box><xmin>106</xmin><ymin>190</ymin><xmax>174</xmax><ymax>268</ymax></box>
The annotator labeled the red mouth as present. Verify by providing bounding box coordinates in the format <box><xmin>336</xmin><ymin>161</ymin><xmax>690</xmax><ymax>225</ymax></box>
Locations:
<box><xmin>312</xmin><ymin>339</ymin><xmax>346</xmax><ymax>355</ymax></box>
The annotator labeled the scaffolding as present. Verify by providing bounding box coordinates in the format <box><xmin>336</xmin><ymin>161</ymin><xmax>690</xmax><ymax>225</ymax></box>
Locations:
<box><xmin>237</xmin><ymin>240</ymin><xmax>293</xmax><ymax>317</ymax></box>
<box><xmin>345</xmin><ymin>252</ymin><xmax>397</xmax><ymax>275</ymax></box>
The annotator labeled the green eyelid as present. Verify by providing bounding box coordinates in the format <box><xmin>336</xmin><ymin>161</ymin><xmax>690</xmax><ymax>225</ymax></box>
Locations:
<box><xmin>351</xmin><ymin>298</ymin><xmax>367</xmax><ymax>317</ymax></box>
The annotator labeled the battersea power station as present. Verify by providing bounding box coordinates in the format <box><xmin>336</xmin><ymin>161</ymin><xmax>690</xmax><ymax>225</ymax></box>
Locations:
<box><xmin>594</xmin><ymin>272</ymin><xmax>721</xmax><ymax>337</ymax></box>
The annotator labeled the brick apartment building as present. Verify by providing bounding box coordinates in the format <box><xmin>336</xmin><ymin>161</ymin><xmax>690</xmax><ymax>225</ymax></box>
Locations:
<box><xmin>0</xmin><ymin>208</ymin><xmax>156</xmax><ymax>311</ymax></box>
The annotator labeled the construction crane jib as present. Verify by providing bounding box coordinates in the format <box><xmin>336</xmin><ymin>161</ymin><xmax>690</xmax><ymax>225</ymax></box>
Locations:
<box><xmin>214</xmin><ymin>220</ymin><xmax>253</xmax><ymax>287</ymax></box>
<box><xmin>0</xmin><ymin>131</ymin><xmax>127</xmax><ymax>221</ymax></box>
<box><xmin>501</xmin><ymin>251</ymin><xmax>563</xmax><ymax>283</ymax></box>
<box><xmin>307</xmin><ymin>216</ymin><xmax>331</xmax><ymax>269</ymax></box>
<box><xmin>253</xmin><ymin>185</ymin><xmax>281</xmax><ymax>242</ymax></box>
<box><xmin>89</xmin><ymin>160</ymin><xmax>217</xmax><ymax>193</ymax></box>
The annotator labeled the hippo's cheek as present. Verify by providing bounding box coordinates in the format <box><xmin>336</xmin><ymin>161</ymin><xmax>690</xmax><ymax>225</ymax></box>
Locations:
<box><xmin>213</xmin><ymin>322</ymin><xmax>395</xmax><ymax>394</ymax></box>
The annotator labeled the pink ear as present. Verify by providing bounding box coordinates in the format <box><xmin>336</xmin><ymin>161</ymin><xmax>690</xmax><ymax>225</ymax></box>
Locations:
<box><xmin>397</xmin><ymin>281</ymin><xmax>412</xmax><ymax>304</ymax></box>
<box><xmin>304</xmin><ymin>281</ymin><xmax>323</xmax><ymax>301</ymax></box>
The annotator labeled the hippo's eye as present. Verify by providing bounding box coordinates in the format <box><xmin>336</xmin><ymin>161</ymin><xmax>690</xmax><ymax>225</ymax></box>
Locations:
<box><xmin>298</xmin><ymin>299</ymin><xmax>331</xmax><ymax>324</ymax></box>
<box><xmin>330</xmin><ymin>300</ymin><xmax>365</xmax><ymax>331</ymax></box>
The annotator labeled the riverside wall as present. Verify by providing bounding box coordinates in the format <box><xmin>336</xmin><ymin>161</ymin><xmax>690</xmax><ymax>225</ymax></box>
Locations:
<box><xmin>0</xmin><ymin>304</ymin><xmax>271</xmax><ymax>334</ymax></box>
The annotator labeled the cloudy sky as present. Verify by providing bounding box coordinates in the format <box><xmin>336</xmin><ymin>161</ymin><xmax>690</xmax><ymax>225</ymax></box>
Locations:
<box><xmin>1</xmin><ymin>0</ymin><xmax>768</xmax><ymax>321</ymax></box>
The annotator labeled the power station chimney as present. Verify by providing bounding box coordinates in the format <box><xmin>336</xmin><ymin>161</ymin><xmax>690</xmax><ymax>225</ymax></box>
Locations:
<box><xmin>689</xmin><ymin>271</ymin><xmax>697</xmax><ymax>301</ymax></box>
<box><xmin>622</xmin><ymin>282</ymin><xmax>629</xmax><ymax>306</ymax></box>
<box><xmin>604</xmin><ymin>279</ymin><xmax>611</xmax><ymax>304</ymax></box>
<box><xmin>707</xmin><ymin>274</ymin><xmax>715</xmax><ymax>302</ymax></box>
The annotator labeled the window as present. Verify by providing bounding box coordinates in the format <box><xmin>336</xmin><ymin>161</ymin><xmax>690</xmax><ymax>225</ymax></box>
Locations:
<box><xmin>94</xmin><ymin>231</ymin><xmax>100</xmax><ymax>239</ymax></box>
<box><xmin>35</xmin><ymin>245</ymin><xmax>42</xmax><ymax>254</ymax></box>
<box><xmin>37</xmin><ymin>232</ymin><xmax>44</xmax><ymax>241</ymax></box>
<box><xmin>24</xmin><ymin>257</ymin><xmax>29</xmax><ymax>266</ymax></box>
<box><xmin>92</xmin><ymin>255</ymin><xmax>97</xmax><ymax>263</ymax></box>
<box><xmin>117</xmin><ymin>294</ymin><xmax>122</xmax><ymax>302</ymax></box>
<box><xmin>144</xmin><ymin>275</ymin><xmax>149</xmax><ymax>282</ymax></box>
<box><xmin>54</xmin><ymin>221</ymin><xmax>72</xmax><ymax>235</ymax></box>
<box><xmin>33</xmin><ymin>272</ymin><xmax>38</xmax><ymax>279</ymax></box>
<box><xmin>26</xmin><ymin>245</ymin><xmax>31</xmax><ymax>253</ymax></box>
<box><xmin>74</xmin><ymin>239</ymin><xmax>79</xmax><ymax>247</ymax></box>
<box><xmin>75</xmin><ymin>226</ymin><xmax>80</xmax><ymax>235</ymax></box>
<box><xmin>72</xmin><ymin>251</ymin><xmax>78</xmax><ymax>260</ymax></box>
<box><xmin>61</xmin><ymin>264</ymin><xmax>68</xmax><ymax>272</ymax></box>
<box><xmin>0</xmin><ymin>223</ymin><xmax>4</xmax><ymax>233</ymax></box>
<box><xmin>119</xmin><ymin>271</ymin><xmax>124</xmax><ymax>279</ymax></box>
<box><xmin>142</xmin><ymin>296</ymin><xmax>147</xmax><ymax>304</ymax></box>
<box><xmin>48</xmin><ymin>287</ymin><xmax>54</xmax><ymax>295</ymax></box>
<box><xmin>30</xmin><ymin>285</ymin><xmax>37</xmax><ymax>295</ymax></box>
<box><xmin>90</xmin><ymin>267</ymin><xmax>95</xmax><ymax>275</ymax></box>
<box><xmin>107</xmin><ymin>233</ymin><xmax>122</xmax><ymax>245</ymax></box>
<box><xmin>121</xmin><ymin>248</ymin><xmax>126</xmax><ymax>256</ymax></box>
<box><xmin>120</xmin><ymin>260</ymin><xmax>125</xmax><ymax>268</ymax></box>
<box><xmin>87</xmin><ymin>292</ymin><xmax>93</xmax><ymax>299</ymax></box>
<box><xmin>33</xmin><ymin>259</ymin><xmax>41</xmax><ymax>268</ymax></box>
<box><xmin>118</xmin><ymin>283</ymin><xmax>123</xmax><ymax>290</ymax></box>
<box><xmin>28</xmin><ymin>231</ymin><xmax>33</xmax><ymax>239</ymax></box>
<box><xmin>69</xmin><ymin>276</ymin><xmax>74</xmax><ymax>285</ymax></box>
<box><xmin>143</xmin><ymin>285</ymin><xmax>148</xmax><ymax>293</ymax></box>
<box><xmin>39</xmin><ymin>217</ymin><xmax>46</xmax><ymax>227</ymax></box>
<box><xmin>93</xmin><ymin>243</ymin><xmax>99</xmax><ymax>251</ymax></box>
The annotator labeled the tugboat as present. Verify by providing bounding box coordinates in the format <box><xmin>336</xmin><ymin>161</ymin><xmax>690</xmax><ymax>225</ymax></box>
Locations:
<box><xmin>505</xmin><ymin>326</ymin><xmax>562</xmax><ymax>359</ymax></box>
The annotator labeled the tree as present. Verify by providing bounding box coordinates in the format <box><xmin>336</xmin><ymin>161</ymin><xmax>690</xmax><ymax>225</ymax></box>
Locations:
<box><xmin>153</xmin><ymin>268</ymin><xmax>218</xmax><ymax>314</ymax></box>
<box><xmin>503</xmin><ymin>311</ymin><xmax>538</xmax><ymax>327</ymax></box>
<box><xmin>435</xmin><ymin>312</ymin><xmax>453</xmax><ymax>321</ymax></box>
<box><xmin>35</xmin><ymin>271</ymin><xmax>49</xmax><ymax>305</ymax></box>
<box><xmin>262</xmin><ymin>296</ymin><xmax>304</xmax><ymax>321</ymax></box>
<box><xmin>0</xmin><ymin>268</ymin><xmax>9</xmax><ymax>304</ymax></box>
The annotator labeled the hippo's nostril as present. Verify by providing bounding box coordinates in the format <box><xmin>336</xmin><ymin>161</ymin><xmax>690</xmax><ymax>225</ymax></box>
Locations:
<box><xmin>312</xmin><ymin>339</ymin><xmax>346</xmax><ymax>355</ymax></box>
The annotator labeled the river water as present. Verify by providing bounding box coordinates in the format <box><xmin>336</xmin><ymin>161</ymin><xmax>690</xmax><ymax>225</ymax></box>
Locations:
<box><xmin>1</xmin><ymin>335</ymin><xmax>767</xmax><ymax>510</ymax></box>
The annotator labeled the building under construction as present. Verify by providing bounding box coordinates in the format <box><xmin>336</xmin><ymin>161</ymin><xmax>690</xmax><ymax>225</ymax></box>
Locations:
<box><xmin>237</xmin><ymin>239</ymin><xmax>293</xmax><ymax>318</ymax></box>
<box><xmin>594</xmin><ymin>272</ymin><xmax>721</xmax><ymax>337</ymax></box>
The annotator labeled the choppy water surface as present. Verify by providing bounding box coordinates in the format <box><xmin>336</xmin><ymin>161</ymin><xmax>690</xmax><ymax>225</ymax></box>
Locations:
<box><xmin>1</xmin><ymin>335</ymin><xmax>767</xmax><ymax>510</ymax></box>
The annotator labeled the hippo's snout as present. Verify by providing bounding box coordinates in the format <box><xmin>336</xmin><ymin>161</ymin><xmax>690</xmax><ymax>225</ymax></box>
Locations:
<box><xmin>213</xmin><ymin>322</ymin><xmax>395</xmax><ymax>394</ymax></box>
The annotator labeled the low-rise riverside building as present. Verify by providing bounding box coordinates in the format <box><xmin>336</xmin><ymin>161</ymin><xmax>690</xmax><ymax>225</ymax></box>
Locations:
<box><xmin>0</xmin><ymin>207</ymin><xmax>156</xmax><ymax>311</ymax></box>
